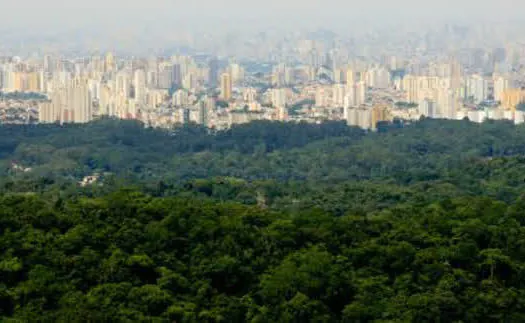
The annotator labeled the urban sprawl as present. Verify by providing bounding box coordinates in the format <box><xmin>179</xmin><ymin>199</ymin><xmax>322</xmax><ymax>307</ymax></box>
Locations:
<box><xmin>1</xmin><ymin>35</ymin><xmax>525</xmax><ymax>130</ymax></box>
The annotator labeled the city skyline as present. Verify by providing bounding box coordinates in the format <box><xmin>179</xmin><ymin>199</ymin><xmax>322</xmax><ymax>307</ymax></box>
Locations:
<box><xmin>2</xmin><ymin>1</ymin><xmax>525</xmax><ymax>130</ymax></box>
<box><xmin>2</xmin><ymin>45</ymin><xmax>525</xmax><ymax>130</ymax></box>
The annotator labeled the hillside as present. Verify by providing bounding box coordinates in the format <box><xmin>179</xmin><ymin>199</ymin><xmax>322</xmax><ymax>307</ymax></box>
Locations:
<box><xmin>1</xmin><ymin>118</ymin><xmax>525</xmax><ymax>206</ymax></box>
<box><xmin>2</xmin><ymin>119</ymin><xmax>525</xmax><ymax>321</ymax></box>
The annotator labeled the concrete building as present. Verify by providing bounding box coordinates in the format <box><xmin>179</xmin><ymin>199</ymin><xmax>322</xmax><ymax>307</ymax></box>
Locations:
<box><xmin>271</xmin><ymin>88</ymin><xmax>287</xmax><ymax>108</ymax></box>
<box><xmin>39</xmin><ymin>78</ymin><xmax>92</xmax><ymax>124</ymax></box>
<box><xmin>493</xmin><ymin>75</ymin><xmax>510</xmax><ymax>103</ymax></box>
<box><xmin>133</xmin><ymin>69</ymin><xmax>147</xmax><ymax>104</ymax></box>
<box><xmin>332</xmin><ymin>84</ymin><xmax>346</xmax><ymax>107</ymax></box>
<box><xmin>419</xmin><ymin>98</ymin><xmax>436</xmax><ymax>118</ymax></box>
<box><xmin>500</xmin><ymin>89</ymin><xmax>525</xmax><ymax>110</ymax></box>
<box><xmin>315</xmin><ymin>86</ymin><xmax>330</xmax><ymax>107</ymax></box>
<box><xmin>468</xmin><ymin>75</ymin><xmax>489</xmax><ymax>103</ymax></box>
<box><xmin>220</xmin><ymin>73</ymin><xmax>232</xmax><ymax>101</ymax></box>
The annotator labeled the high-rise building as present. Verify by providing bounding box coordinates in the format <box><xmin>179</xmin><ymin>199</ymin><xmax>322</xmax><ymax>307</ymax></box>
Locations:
<box><xmin>89</xmin><ymin>55</ymin><xmax>103</xmax><ymax>75</ymax></box>
<box><xmin>358</xmin><ymin>108</ymin><xmax>373</xmax><ymax>130</ymax></box>
<box><xmin>343</xmin><ymin>101</ymin><xmax>380</xmax><ymax>129</ymax></box>
<box><xmin>87</xmin><ymin>79</ymin><xmax>101</xmax><ymax>101</ymax></box>
<box><xmin>133</xmin><ymin>69</ymin><xmax>147</xmax><ymax>104</ymax></box>
<box><xmin>229</xmin><ymin>63</ymin><xmax>244</xmax><ymax>85</ymax></box>
<box><xmin>105</xmin><ymin>52</ymin><xmax>115</xmax><ymax>73</ymax></box>
<box><xmin>182</xmin><ymin>72</ymin><xmax>196</xmax><ymax>90</ymax></box>
<box><xmin>365</xmin><ymin>67</ymin><xmax>390</xmax><ymax>89</ymax></box>
<box><xmin>449</xmin><ymin>59</ymin><xmax>462</xmax><ymax>92</ymax></box>
<box><xmin>43</xmin><ymin>55</ymin><xmax>54</xmax><ymax>74</ymax></box>
<box><xmin>501</xmin><ymin>89</ymin><xmax>525</xmax><ymax>110</ymax></box>
<box><xmin>3</xmin><ymin>65</ymin><xmax>14</xmax><ymax>92</ymax></box>
<box><xmin>208</xmin><ymin>58</ymin><xmax>219</xmax><ymax>86</ymax></box>
<box><xmin>346</xmin><ymin>68</ymin><xmax>356</xmax><ymax>87</ymax></box>
<box><xmin>172</xmin><ymin>64</ymin><xmax>182</xmax><ymax>87</ymax></box>
<box><xmin>39</xmin><ymin>98</ymin><xmax>60</xmax><ymax>123</ymax></box>
<box><xmin>172</xmin><ymin>89</ymin><xmax>189</xmax><ymax>107</ymax></box>
<box><xmin>332</xmin><ymin>84</ymin><xmax>346</xmax><ymax>107</ymax></box>
<box><xmin>272</xmin><ymin>64</ymin><xmax>285</xmax><ymax>87</ymax></box>
<box><xmin>346</xmin><ymin>81</ymin><xmax>367</xmax><ymax>107</ymax></box>
<box><xmin>271</xmin><ymin>88</ymin><xmax>287</xmax><ymax>108</ymax></box>
<box><xmin>305</xmin><ymin>66</ymin><xmax>316</xmax><ymax>82</ymax></box>
<box><xmin>243</xmin><ymin>88</ymin><xmax>257</xmax><ymax>103</ymax></box>
<box><xmin>99</xmin><ymin>84</ymin><xmax>116</xmax><ymax>116</ymax></box>
<box><xmin>355</xmin><ymin>81</ymin><xmax>366</xmax><ymax>105</ymax></box>
<box><xmin>0</xmin><ymin>64</ymin><xmax>9</xmax><ymax>91</ymax></box>
<box><xmin>0</xmin><ymin>67</ymin><xmax>4</xmax><ymax>90</ymax></box>
<box><xmin>284</xmin><ymin>67</ymin><xmax>295</xmax><ymax>85</ymax></box>
<box><xmin>4</xmin><ymin>70</ymin><xmax>44</xmax><ymax>93</ymax></box>
<box><xmin>271</xmin><ymin>64</ymin><xmax>294</xmax><ymax>87</ymax></box>
<box><xmin>40</xmin><ymin>78</ymin><xmax>92</xmax><ymax>124</ymax></box>
<box><xmin>220</xmin><ymin>73</ymin><xmax>232</xmax><ymax>101</ymax></box>
<box><xmin>331</xmin><ymin>68</ymin><xmax>342</xmax><ymax>84</ymax></box>
<box><xmin>146</xmin><ymin>69</ymin><xmax>158</xmax><ymax>89</ymax></box>
<box><xmin>402</xmin><ymin>75</ymin><xmax>454</xmax><ymax>105</ymax></box>
<box><xmin>146</xmin><ymin>89</ymin><xmax>168</xmax><ymax>108</ymax></box>
<box><xmin>389</xmin><ymin>56</ymin><xmax>400</xmax><ymax>70</ymax></box>
<box><xmin>115</xmin><ymin>71</ymin><xmax>131</xmax><ymax>98</ymax></box>
<box><xmin>419</xmin><ymin>99</ymin><xmax>436</xmax><ymax>118</ymax></box>
<box><xmin>371</xmin><ymin>105</ymin><xmax>390</xmax><ymax>130</ymax></box>
<box><xmin>68</xmin><ymin>78</ymin><xmax>93</xmax><ymax>123</ymax></box>
<box><xmin>402</xmin><ymin>75</ymin><xmax>420</xmax><ymax>103</ymax></box>
<box><xmin>271</xmin><ymin>72</ymin><xmax>280</xmax><ymax>87</ymax></box>
<box><xmin>468</xmin><ymin>75</ymin><xmax>489</xmax><ymax>103</ymax></box>
<box><xmin>158</xmin><ymin>64</ymin><xmax>173</xmax><ymax>90</ymax></box>
<box><xmin>493</xmin><ymin>76</ymin><xmax>510</xmax><ymax>103</ymax></box>
<box><xmin>436</xmin><ymin>88</ymin><xmax>458</xmax><ymax>119</ymax></box>
<box><xmin>345</xmin><ymin>106</ymin><xmax>359</xmax><ymax>127</ymax></box>
<box><xmin>12</xmin><ymin>72</ymin><xmax>23</xmax><ymax>92</ymax></box>
<box><xmin>26</xmin><ymin>72</ymin><xmax>42</xmax><ymax>92</ymax></box>
<box><xmin>145</xmin><ymin>57</ymin><xmax>159</xmax><ymax>88</ymax></box>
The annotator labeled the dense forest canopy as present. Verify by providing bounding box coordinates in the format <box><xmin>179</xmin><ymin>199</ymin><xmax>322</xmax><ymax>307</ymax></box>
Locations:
<box><xmin>3</xmin><ymin>118</ymin><xmax>525</xmax><ymax>321</ymax></box>
<box><xmin>2</xmin><ymin>118</ymin><xmax>525</xmax><ymax>205</ymax></box>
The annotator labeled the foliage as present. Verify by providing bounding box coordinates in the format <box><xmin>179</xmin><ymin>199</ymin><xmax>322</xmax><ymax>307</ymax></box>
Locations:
<box><xmin>1</xmin><ymin>119</ymin><xmax>525</xmax><ymax>320</ymax></box>
<box><xmin>216</xmin><ymin>100</ymin><xmax>229</xmax><ymax>108</ymax></box>
<box><xmin>0</xmin><ymin>91</ymin><xmax>47</xmax><ymax>100</ymax></box>
<box><xmin>395</xmin><ymin>101</ymin><xmax>418</xmax><ymax>108</ymax></box>
<box><xmin>288</xmin><ymin>99</ymin><xmax>314</xmax><ymax>115</ymax></box>
<box><xmin>0</xmin><ymin>191</ymin><xmax>525</xmax><ymax>321</ymax></box>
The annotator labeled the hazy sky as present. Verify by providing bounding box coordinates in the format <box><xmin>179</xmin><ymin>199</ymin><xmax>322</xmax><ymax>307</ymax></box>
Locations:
<box><xmin>0</xmin><ymin>0</ymin><xmax>523</xmax><ymax>33</ymax></box>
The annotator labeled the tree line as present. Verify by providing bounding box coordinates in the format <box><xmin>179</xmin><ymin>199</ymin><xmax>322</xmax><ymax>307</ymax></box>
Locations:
<box><xmin>0</xmin><ymin>118</ymin><xmax>525</xmax><ymax>321</ymax></box>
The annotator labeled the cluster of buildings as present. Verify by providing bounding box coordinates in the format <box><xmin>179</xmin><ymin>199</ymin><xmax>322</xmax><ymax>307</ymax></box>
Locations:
<box><xmin>2</xmin><ymin>40</ymin><xmax>525</xmax><ymax>130</ymax></box>
<box><xmin>401</xmin><ymin>68</ymin><xmax>523</xmax><ymax>120</ymax></box>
